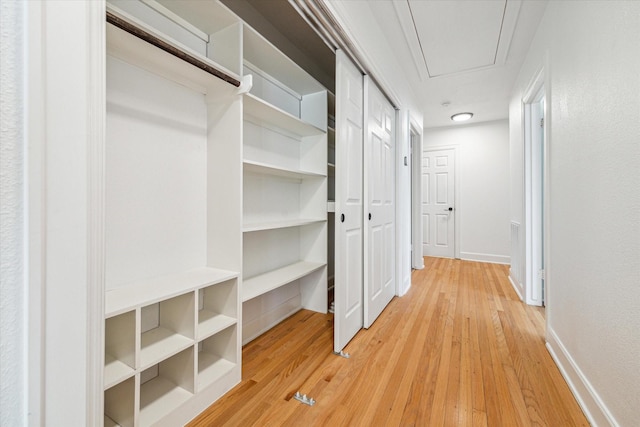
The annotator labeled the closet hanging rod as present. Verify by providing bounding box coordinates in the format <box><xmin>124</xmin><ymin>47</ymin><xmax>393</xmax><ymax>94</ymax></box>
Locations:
<box><xmin>106</xmin><ymin>11</ymin><xmax>241</xmax><ymax>88</ymax></box>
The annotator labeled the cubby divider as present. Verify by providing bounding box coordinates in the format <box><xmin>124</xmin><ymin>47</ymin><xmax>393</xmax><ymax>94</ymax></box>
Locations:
<box><xmin>139</xmin><ymin>347</ymin><xmax>195</xmax><ymax>427</ymax></box>
<box><xmin>197</xmin><ymin>325</ymin><xmax>238</xmax><ymax>390</ymax></box>
<box><xmin>198</xmin><ymin>279</ymin><xmax>238</xmax><ymax>340</ymax></box>
<box><xmin>140</xmin><ymin>292</ymin><xmax>195</xmax><ymax>369</ymax></box>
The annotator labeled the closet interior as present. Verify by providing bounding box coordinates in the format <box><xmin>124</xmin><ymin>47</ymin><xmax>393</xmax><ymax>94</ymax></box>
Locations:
<box><xmin>103</xmin><ymin>0</ymin><xmax>329</xmax><ymax>425</ymax></box>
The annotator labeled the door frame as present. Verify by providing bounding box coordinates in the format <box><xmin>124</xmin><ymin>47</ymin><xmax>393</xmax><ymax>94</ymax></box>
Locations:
<box><xmin>522</xmin><ymin>66</ymin><xmax>550</xmax><ymax>308</ymax></box>
<box><xmin>410</xmin><ymin>116</ymin><xmax>424</xmax><ymax>270</ymax></box>
<box><xmin>422</xmin><ymin>145</ymin><xmax>461</xmax><ymax>259</ymax></box>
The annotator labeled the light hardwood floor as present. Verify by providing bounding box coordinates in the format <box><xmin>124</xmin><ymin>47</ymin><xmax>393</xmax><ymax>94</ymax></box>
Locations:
<box><xmin>189</xmin><ymin>257</ymin><xmax>589</xmax><ymax>426</ymax></box>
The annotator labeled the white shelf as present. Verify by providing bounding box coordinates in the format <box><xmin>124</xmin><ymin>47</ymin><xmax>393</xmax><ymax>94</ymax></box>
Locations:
<box><xmin>244</xmin><ymin>93</ymin><xmax>324</xmax><ymax>137</ymax></box>
<box><xmin>198</xmin><ymin>311</ymin><xmax>237</xmax><ymax>341</ymax></box>
<box><xmin>243</xmin><ymin>218</ymin><xmax>325</xmax><ymax>233</ymax></box>
<box><xmin>243</xmin><ymin>261</ymin><xmax>326</xmax><ymax>302</ymax></box>
<box><xmin>106</xmin><ymin>267</ymin><xmax>238</xmax><ymax>317</ymax></box>
<box><xmin>104</xmin><ymin>354</ymin><xmax>135</xmax><ymax>389</ymax></box>
<box><xmin>243</xmin><ymin>25</ymin><xmax>325</xmax><ymax>97</ymax></box>
<box><xmin>139</xmin><ymin>377</ymin><xmax>192</xmax><ymax>427</ymax></box>
<box><xmin>198</xmin><ymin>353</ymin><xmax>236</xmax><ymax>389</ymax></box>
<box><xmin>140</xmin><ymin>327</ymin><xmax>193</xmax><ymax>369</ymax></box>
<box><xmin>106</xmin><ymin>12</ymin><xmax>239</xmax><ymax>95</ymax></box>
<box><xmin>327</xmin><ymin>201</ymin><xmax>335</xmax><ymax>213</ymax></box>
<box><xmin>243</xmin><ymin>159</ymin><xmax>325</xmax><ymax>180</ymax></box>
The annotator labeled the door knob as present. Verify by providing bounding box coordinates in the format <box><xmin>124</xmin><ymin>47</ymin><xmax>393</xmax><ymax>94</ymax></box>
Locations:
<box><xmin>444</xmin><ymin>207</ymin><xmax>453</xmax><ymax>212</ymax></box>
<box><xmin>368</xmin><ymin>213</ymin><xmax>372</xmax><ymax>220</ymax></box>
<box><xmin>341</xmin><ymin>214</ymin><xmax>345</xmax><ymax>223</ymax></box>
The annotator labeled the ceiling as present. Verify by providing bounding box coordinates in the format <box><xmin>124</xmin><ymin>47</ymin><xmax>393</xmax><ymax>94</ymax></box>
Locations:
<box><xmin>223</xmin><ymin>0</ymin><xmax>547</xmax><ymax>129</ymax></box>
<box><xmin>368</xmin><ymin>0</ymin><xmax>548</xmax><ymax>128</ymax></box>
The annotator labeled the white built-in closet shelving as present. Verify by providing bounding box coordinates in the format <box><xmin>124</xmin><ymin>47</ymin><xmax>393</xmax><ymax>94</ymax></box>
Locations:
<box><xmin>241</xmin><ymin>24</ymin><xmax>328</xmax><ymax>342</ymax></box>
<box><xmin>104</xmin><ymin>1</ymin><xmax>244</xmax><ymax>425</ymax></box>
<box><xmin>103</xmin><ymin>0</ymin><xmax>330</xmax><ymax>423</ymax></box>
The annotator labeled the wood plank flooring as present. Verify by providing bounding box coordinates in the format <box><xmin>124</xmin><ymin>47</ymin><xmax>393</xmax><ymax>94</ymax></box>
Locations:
<box><xmin>188</xmin><ymin>257</ymin><xmax>589</xmax><ymax>426</ymax></box>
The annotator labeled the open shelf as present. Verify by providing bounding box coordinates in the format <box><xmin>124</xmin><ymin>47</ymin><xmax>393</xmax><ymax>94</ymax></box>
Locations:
<box><xmin>197</xmin><ymin>326</ymin><xmax>237</xmax><ymax>390</ymax></box>
<box><xmin>243</xmin><ymin>25</ymin><xmax>325</xmax><ymax>99</ymax></box>
<box><xmin>139</xmin><ymin>347</ymin><xmax>194</xmax><ymax>427</ymax></box>
<box><xmin>104</xmin><ymin>310</ymin><xmax>136</xmax><ymax>389</ymax></box>
<box><xmin>243</xmin><ymin>261</ymin><xmax>326</xmax><ymax>302</ymax></box>
<box><xmin>140</xmin><ymin>327</ymin><xmax>193</xmax><ymax>369</ymax></box>
<box><xmin>243</xmin><ymin>159</ymin><xmax>325</xmax><ymax>180</ymax></box>
<box><xmin>197</xmin><ymin>279</ymin><xmax>237</xmax><ymax>340</ymax></box>
<box><xmin>106</xmin><ymin>267</ymin><xmax>238</xmax><ymax>318</ymax></box>
<box><xmin>140</xmin><ymin>292</ymin><xmax>194</xmax><ymax>369</ymax></box>
<box><xmin>104</xmin><ymin>354</ymin><xmax>136</xmax><ymax>391</ymax></box>
<box><xmin>243</xmin><ymin>218</ymin><xmax>325</xmax><ymax>233</ymax></box>
<box><xmin>140</xmin><ymin>377</ymin><xmax>192</xmax><ymax>426</ymax></box>
<box><xmin>244</xmin><ymin>93</ymin><xmax>324</xmax><ymax>137</ymax></box>
<box><xmin>104</xmin><ymin>376</ymin><xmax>135</xmax><ymax>427</ymax></box>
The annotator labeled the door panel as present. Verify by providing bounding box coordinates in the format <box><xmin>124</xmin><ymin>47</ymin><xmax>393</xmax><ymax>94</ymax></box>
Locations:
<box><xmin>422</xmin><ymin>149</ymin><xmax>455</xmax><ymax>258</ymax></box>
<box><xmin>334</xmin><ymin>50</ymin><xmax>364</xmax><ymax>352</ymax></box>
<box><xmin>363</xmin><ymin>77</ymin><xmax>395</xmax><ymax>329</ymax></box>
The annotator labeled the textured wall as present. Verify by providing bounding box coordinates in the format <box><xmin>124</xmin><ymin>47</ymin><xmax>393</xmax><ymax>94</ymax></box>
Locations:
<box><xmin>424</xmin><ymin>120</ymin><xmax>511</xmax><ymax>263</ymax></box>
<box><xmin>0</xmin><ymin>0</ymin><xmax>25</xmax><ymax>424</ymax></box>
<box><xmin>510</xmin><ymin>2</ymin><xmax>640</xmax><ymax>424</ymax></box>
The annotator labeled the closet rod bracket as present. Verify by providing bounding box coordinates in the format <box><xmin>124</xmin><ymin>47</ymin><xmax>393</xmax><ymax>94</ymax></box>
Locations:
<box><xmin>293</xmin><ymin>391</ymin><xmax>316</xmax><ymax>406</ymax></box>
<box><xmin>333</xmin><ymin>350</ymin><xmax>350</xmax><ymax>359</ymax></box>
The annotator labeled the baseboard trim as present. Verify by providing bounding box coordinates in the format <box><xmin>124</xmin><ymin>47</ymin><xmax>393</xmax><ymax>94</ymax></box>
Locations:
<box><xmin>459</xmin><ymin>252</ymin><xmax>510</xmax><ymax>265</ymax></box>
<box><xmin>508</xmin><ymin>274</ymin><xmax>524</xmax><ymax>301</ymax></box>
<box><xmin>242</xmin><ymin>302</ymin><xmax>301</xmax><ymax>345</ymax></box>
<box><xmin>546</xmin><ymin>328</ymin><xmax>619</xmax><ymax>427</ymax></box>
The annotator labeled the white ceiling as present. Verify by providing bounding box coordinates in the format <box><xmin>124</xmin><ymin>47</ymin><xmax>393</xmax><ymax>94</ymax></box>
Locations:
<box><xmin>368</xmin><ymin>0</ymin><xmax>548</xmax><ymax>128</ymax></box>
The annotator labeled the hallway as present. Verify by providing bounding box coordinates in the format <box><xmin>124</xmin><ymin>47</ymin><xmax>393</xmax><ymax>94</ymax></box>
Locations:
<box><xmin>189</xmin><ymin>257</ymin><xmax>588</xmax><ymax>426</ymax></box>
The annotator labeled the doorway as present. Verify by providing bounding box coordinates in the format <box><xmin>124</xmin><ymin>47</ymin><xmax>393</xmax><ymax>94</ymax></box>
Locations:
<box><xmin>410</xmin><ymin>122</ymin><xmax>424</xmax><ymax>270</ymax></box>
<box><xmin>422</xmin><ymin>148</ymin><xmax>456</xmax><ymax>258</ymax></box>
<box><xmin>523</xmin><ymin>70</ymin><xmax>547</xmax><ymax>307</ymax></box>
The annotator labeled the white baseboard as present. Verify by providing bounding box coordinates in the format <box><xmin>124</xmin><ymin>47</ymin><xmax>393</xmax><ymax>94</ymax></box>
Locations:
<box><xmin>508</xmin><ymin>274</ymin><xmax>524</xmax><ymax>301</ymax></box>
<box><xmin>459</xmin><ymin>251</ymin><xmax>510</xmax><ymax>265</ymax></box>
<box><xmin>242</xmin><ymin>298</ymin><xmax>301</xmax><ymax>345</ymax></box>
<box><xmin>399</xmin><ymin>276</ymin><xmax>411</xmax><ymax>297</ymax></box>
<box><xmin>546</xmin><ymin>328</ymin><xmax>619</xmax><ymax>427</ymax></box>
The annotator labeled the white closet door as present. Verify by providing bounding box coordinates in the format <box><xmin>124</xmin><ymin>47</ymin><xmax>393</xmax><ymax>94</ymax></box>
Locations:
<box><xmin>363</xmin><ymin>77</ymin><xmax>396</xmax><ymax>329</ymax></box>
<box><xmin>334</xmin><ymin>50</ymin><xmax>364</xmax><ymax>352</ymax></box>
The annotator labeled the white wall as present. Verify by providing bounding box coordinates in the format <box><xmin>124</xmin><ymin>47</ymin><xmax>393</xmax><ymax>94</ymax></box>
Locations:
<box><xmin>0</xmin><ymin>1</ymin><xmax>26</xmax><ymax>424</ymax></box>
<box><xmin>510</xmin><ymin>2</ymin><xmax>640</xmax><ymax>425</ymax></box>
<box><xmin>424</xmin><ymin>120</ymin><xmax>510</xmax><ymax>264</ymax></box>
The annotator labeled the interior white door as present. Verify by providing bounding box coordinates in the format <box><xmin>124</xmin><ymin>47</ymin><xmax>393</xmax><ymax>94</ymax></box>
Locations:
<box><xmin>334</xmin><ymin>50</ymin><xmax>364</xmax><ymax>352</ymax></box>
<box><xmin>363</xmin><ymin>77</ymin><xmax>396</xmax><ymax>329</ymax></box>
<box><xmin>422</xmin><ymin>149</ymin><xmax>455</xmax><ymax>258</ymax></box>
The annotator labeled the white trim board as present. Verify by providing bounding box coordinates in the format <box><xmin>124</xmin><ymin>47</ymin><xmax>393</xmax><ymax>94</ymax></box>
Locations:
<box><xmin>508</xmin><ymin>275</ymin><xmax>524</xmax><ymax>302</ymax></box>
<box><xmin>546</xmin><ymin>329</ymin><xmax>620</xmax><ymax>427</ymax></box>
<box><xmin>459</xmin><ymin>252</ymin><xmax>510</xmax><ymax>265</ymax></box>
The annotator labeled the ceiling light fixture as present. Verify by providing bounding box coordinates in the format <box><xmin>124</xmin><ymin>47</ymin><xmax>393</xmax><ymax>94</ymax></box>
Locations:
<box><xmin>451</xmin><ymin>112</ymin><xmax>473</xmax><ymax>122</ymax></box>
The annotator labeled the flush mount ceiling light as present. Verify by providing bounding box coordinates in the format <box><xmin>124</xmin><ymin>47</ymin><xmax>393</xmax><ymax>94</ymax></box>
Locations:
<box><xmin>451</xmin><ymin>112</ymin><xmax>473</xmax><ymax>122</ymax></box>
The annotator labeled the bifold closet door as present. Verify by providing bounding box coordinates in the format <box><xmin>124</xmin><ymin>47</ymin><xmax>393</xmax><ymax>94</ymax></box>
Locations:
<box><xmin>334</xmin><ymin>50</ymin><xmax>364</xmax><ymax>353</ymax></box>
<box><xmin>363</xmin><ymin>76</ymin><xmax>396</xmax><ymax>329</ymax></box>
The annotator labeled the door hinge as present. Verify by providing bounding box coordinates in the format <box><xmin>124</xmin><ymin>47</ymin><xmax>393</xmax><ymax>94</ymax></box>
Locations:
<box><xmin>538</xmin><ymin>269</ymin><xmax>546</xmax><ymax>280</ymax></box>
<box><xmin>540</xmin><ymin>118</ymin><xmax>544</xmax><ymax>128</ymax></box>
